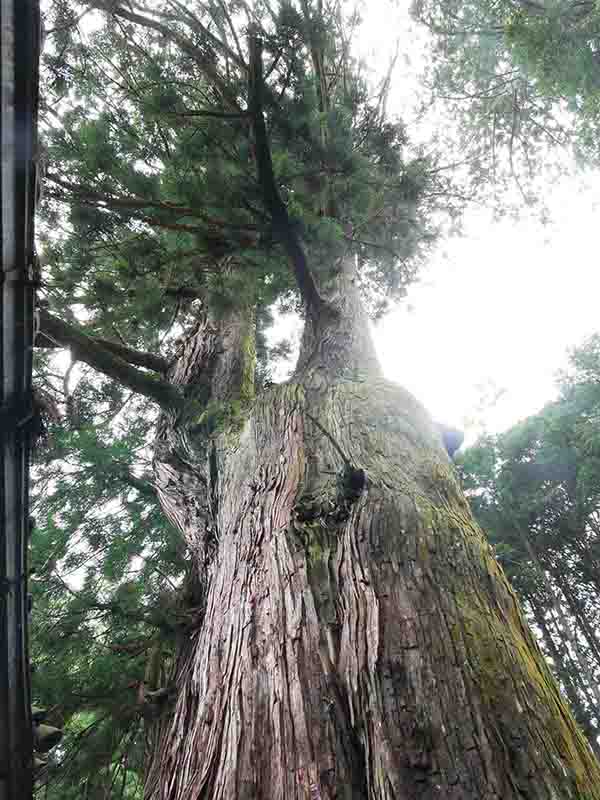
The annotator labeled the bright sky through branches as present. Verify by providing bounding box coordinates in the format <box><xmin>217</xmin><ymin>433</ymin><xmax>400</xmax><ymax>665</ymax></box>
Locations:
<box><xmin>355</xmin><ymin>0</ymin><xmax>600</xmax><ymax>442</ymax></box>
<box><xmin>375</xmin><ymin>178</ymin><xmax>600</xmax><ymax>441</ymax></box>
<box><xmin>48</xmin><ymin>0</ymin><xmax>600</xmax><ymax>444</ymax></box>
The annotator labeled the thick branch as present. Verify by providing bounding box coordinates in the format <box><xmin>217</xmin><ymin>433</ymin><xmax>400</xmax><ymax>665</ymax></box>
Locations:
<box><xmin>39</xmin><ymin>311</ymin><xmax>185</xmax><ymax>411</ymax></box>
<box><xmin>89</xmin><ymin>0</ymin><xmax>242</xmax><ymax>109</ymax></box>
<box><xmin>95</xmin><ymin>340</ymin><xmax>168</xmax><ymax>373</ymax></box>
<box><xmin>247</xmin><ymin>30</ymin><xmax>323</xmax><ymax>315</ymax></box>
<box><xmin>47</xmin><ymin>173</ymin><xmax>259</xmax><ymax>232</ymax></box>
<box><xmin>36</xmin><ymin>331</ymin><xmax>168</xmax><ymax>373</ymax></box>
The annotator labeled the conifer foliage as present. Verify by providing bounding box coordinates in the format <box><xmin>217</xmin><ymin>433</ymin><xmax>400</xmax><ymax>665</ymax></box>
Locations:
<box><xmin>459</xmin><ymin>334</ymin><xmax>600</xmax><ymax>759</ymax></box>
<box><xmin>31</xmin><ymin>1</ymin><xmax>600</xmax><ymax>798</ymax></box>
<box><xmin>34</xmin><ymin>3</ymin><xmax>455</xmax><ymax>794</ymax></box>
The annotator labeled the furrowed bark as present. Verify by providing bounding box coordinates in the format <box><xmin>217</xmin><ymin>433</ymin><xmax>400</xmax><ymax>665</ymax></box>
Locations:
<box><xmin>144</xmin><ymin>264</ymin><xmax>600</xmax><ymax>800</ymax></box>
<box><xmin>145</xmin><ymin>380</ymin><xmax>600</xmax><ymax>799</ymax></box>
<box><xmin>152</xmin><ymin>303</ymin><xmax>256</xmax><ymax>589</ymax></box>
<box><xmin>38</xmin><ymin>310</ymin><xmax>183</xmax><ymax>411</ymax></box>
<box><xmin>295</xmin><ymin>254</ymin><xmax>381</xmax><ymax>380</ymax></box>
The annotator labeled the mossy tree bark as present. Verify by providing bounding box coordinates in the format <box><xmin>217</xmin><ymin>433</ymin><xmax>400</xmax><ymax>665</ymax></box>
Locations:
<box><xmin>35</xmin><ymin>11</ymin><xmax>600</xmax><ymax>797</ymax></box>
<box><xmin>144</xmin><ymin>258</ymin><xmax>600</xmax><ymax>800</ymax></box>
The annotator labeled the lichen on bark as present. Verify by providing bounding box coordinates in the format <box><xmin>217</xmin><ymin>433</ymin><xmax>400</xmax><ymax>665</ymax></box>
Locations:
<box><xmin>146</xmin><ymin>297</ymin><xmax>600</xmax><ymax>798</ymax></box>
<box><xmin>141</xmin><ymin>30</ymin><xmax>600</xmax><ymax>795</ymax></box>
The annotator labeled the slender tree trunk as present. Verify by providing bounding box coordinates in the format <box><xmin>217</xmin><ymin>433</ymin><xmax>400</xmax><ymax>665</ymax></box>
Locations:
<box><xmin>550</xmin><ymin>581</ymin><xmax>600</xmax><ymax>712</ymax></box>
<box><xmin>529</xmin><ymin>595</ymin><xmax>600</xmax><ymax>759</ymax></box>
<box><xmin>514</xmin><ymin>525</ymin><xmax>600</xmax><ymax>715</ymax></box>
<box><xmin>557</xmin><ymin>575</ymin><xmax>600</xmax><ymax>671</ymax></box>
<box><xmin>146</xmin><ymin>261</ymin><xmax>600</xmax><ymax>799</ymax></box>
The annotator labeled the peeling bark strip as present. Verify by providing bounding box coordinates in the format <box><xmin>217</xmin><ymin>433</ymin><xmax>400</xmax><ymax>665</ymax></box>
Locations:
<box><xmin>152</xmin><ymin>304</ymin><xmax>256</xmax><ymax>580</ymax></box>
<box><xmin>147</xmin><ymin>371</ymin><xmax>600</xmax><ymax>799</ymax></box>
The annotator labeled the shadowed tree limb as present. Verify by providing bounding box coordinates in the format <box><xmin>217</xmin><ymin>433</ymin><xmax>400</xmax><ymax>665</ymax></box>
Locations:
<box><xmin>90</xmin><ymin>340</ymin><xmax>168</xmax><ymax>374</ymax></box>
<box><xmin>38</xmin><ymin>311</ymin><xmax>185</xmax><ymax>411</ymax></box>
<box><xmin>37</xmin><ymin>331</ymin><xmax>168</xmax><ymax>374</ymax></box>
<box><xmin>247</xmin><ymin>28</ymin><xmax>323</xmax><ymax>316</ymax></box>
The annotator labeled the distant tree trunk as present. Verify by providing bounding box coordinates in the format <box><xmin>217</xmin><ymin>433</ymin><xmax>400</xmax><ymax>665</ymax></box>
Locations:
<box><xmin>529</xmin><ymin>595</ymin><xmax>600</xmax><ymax>759</ymax></box>
<box><xmin>146</xmin><ymin>260</ymin><xmax>600</xmax><ymax>799</ymax></box>
<box><xmin>556</xmin><ymin>575</ymin><xmax>600</xmax><ymax>673</ymax></box>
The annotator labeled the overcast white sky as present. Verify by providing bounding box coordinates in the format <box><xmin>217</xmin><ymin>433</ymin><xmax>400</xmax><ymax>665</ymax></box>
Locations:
<box><xmin>274</xmin><ymin>179</ymin><xmax>600</xmax><ymax>443</ymax></box>
<box><xmin>374</xmin><ymin>181</ymin><xmax>600</xmax><ymax>441</ymax></box>
<box><xmin>360</xmin><ymin>1</ymin><xmax>600</xmax><ymax>442</ymax></box>
<box><xmin>271</xmin><ymin>1</ymin><xmax>600</xmax><ymax>443</ymax></box>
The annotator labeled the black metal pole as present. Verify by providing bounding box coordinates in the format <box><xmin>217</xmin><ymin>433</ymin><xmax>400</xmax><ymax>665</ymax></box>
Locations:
<box><xmin>0</xmin><ymin>0</ymin><xmax>41</xmax><ymax>796</ymax></box>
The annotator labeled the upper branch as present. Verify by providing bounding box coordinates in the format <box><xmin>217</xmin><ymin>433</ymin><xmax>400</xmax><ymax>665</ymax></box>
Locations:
<box><xmin>88</xmin><ymin>0</ymin><xmax>242</xmax><ymax>109</ymax></box>
<box><xmin>47</xmin><ymin>173</ymin><xmax>259</xmax><ymax>233</ymax></box>
<box><xmin>39</xmin><ymin>311</ymin><xmax>184</xmax><ymax>412</ymax></box>
<box><xmin>247</xmin><ymin>28</ymin><xmax>323</xmax><ymax>316</ymax></box>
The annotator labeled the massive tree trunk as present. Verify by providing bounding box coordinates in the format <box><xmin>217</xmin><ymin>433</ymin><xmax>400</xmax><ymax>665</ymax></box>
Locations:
<box><xmin>145</xmin><ymin>259</ymin><xmax>600</xmax><ymax>800</ymax></box>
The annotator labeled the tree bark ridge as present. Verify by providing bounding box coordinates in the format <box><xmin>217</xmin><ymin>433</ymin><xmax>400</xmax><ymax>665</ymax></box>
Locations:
<box><xmin>152</xmin><ymin>304</ymin><xmax>256</xmax><ymax>589</ymax></box>
<box><xmin>146</xmin><ymin>371</ymin><xmax>600</xmax><ymax>799</ymax></box>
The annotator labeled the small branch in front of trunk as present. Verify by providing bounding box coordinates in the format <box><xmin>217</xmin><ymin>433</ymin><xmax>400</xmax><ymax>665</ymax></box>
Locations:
<box><xmin>306</xmin><ymin>411</ymin><xmax>351</xmax><ymax>466</ymax></box>
<box><xmin>305</xmin><ymin>412</ymin><xmax>366</xmax><ymax>514</ymax></box>
<box><xmin>39</xmin><ymin>310</ymin><xmax>185</xmax><ymax>412</ymax></box>
<box><xmin>115</xmin><ymin>466</ymin><xmax>158</xmax><ymax>499</ymax></box>
<box><xmin>247</xmin><ymin>28</ymin><xmax>323</xmax><ymax>317</ymax></box>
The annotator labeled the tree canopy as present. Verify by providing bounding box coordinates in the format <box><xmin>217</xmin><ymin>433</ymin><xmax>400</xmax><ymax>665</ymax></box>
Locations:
<box><xmin>411</xmin><ymin>0</ymin><xmax>600</xmax><ymax>207</ymax></box>
<box><xmin>32</xmin><ymin>1</ymin><xmax>466</xmax><ymax>795</ymax></box>
<box><xmin>458</xmin><ymin>333</ymin><xmax>600</xmax><ymax>757</ymax></box>
<box><xmin>30</xmin><ymin>0</ymin><xmax>600</xmax><ymax>795</ymax></box>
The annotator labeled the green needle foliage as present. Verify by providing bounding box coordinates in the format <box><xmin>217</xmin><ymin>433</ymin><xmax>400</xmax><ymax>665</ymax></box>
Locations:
<box><xmin>40</xmin><ymin>0</ymin><xmax>460</xmax><ymax>334</ymax></box>
<box><xmin>33</xmin><ymin>1</ymin><xmax>467</xmax><ymax>795</ymax></box>
<box><xmin>30</xmin><ymin>374</ymin><xmax>184</xmax><ymax>797</ymax></box>
<box><xmin>458</xmin><ymin>333</ymin><xmax>600</xmax><ymax>757</ymax></box>
<box><xmin>411</xmin><ymin>0</ymin><xmax>600</xmax><ymax>209</ymax></box>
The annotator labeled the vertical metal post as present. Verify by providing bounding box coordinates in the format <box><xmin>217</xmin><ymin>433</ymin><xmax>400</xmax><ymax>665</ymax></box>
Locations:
<box><xmin>0</xmin><ymin>0</ymin><xmax>40</xmax><ymax>797</ymax></box>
